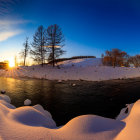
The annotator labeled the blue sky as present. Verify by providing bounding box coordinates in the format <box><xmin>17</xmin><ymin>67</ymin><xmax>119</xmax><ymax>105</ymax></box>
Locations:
<box><xmin>0</xmin><ymin>0</ymin><xmax>140</xmax><ymax>62</ymax></box>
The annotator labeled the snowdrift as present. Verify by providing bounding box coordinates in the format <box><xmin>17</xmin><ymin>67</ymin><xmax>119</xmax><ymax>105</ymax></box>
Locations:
<box><xmin>0</xmin><ymin>94</ymin><xmax>140</xmax><ymax>140</ymax></box>
<box><xmin>57</xmin><ymin>58</ymin><xmax>102</xmax><ymax>67</ymax></box>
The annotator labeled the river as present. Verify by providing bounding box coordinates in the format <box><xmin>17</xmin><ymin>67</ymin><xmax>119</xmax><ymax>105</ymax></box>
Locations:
<box><xmin>0</xmin><ymin>77</ymin><xmax>140</xmax><ymax>126</ymax></box>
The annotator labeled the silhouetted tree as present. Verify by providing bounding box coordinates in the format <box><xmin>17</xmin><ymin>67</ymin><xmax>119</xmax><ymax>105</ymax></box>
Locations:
<box><xmin>19</xmin><ymin>37</ymin><xmax>30</xmax><ymax>66</ymax></box>
<box><xmin>46</xmin><ymin>24</ymin><xmax>65</xmax><ymax>67</ymax></box>
<box><xmin>30</xmin><ymin>25</ymin><xmax>47</xmax><ymax>66</ymax></box>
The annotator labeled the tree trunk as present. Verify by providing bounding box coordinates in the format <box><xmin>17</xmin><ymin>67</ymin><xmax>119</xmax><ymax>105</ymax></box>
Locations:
<box><xmin>52</xmin><ymin>46</ymin><xmax>55</xmax><ymax>67</ymax></box>
<box><xmin>24</xmin><ymin>57</ymin><xmax>26</xmax><ymax>66</ymax></box>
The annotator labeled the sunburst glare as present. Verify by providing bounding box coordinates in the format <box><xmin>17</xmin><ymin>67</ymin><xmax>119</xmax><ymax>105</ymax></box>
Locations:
<box><xmin>8</xmin><ymin>57</ymin><xmax>15</xmax><ymax>68</ymax></box>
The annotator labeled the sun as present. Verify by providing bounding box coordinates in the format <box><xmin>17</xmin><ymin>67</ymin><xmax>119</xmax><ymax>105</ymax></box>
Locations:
<box><xmin>8</xmin><ymin>58</ymin><xmax>15</xmax><ymax>68</ymax></box>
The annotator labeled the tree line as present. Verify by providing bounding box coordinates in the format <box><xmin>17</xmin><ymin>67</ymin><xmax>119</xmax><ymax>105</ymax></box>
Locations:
<box><xmin>48</xmin><ymin>56</ymin><xmax>96</xmax><ymax>64</ymax></box>
<box><xmin>102</xmin><ymin>48</ymin><xmax>140</xmax><ymax>67</ymax></box>
<box><xmin>20</xmin><ymin>24</ymin><xmax>65</xmax><ymax>67</ymax></box>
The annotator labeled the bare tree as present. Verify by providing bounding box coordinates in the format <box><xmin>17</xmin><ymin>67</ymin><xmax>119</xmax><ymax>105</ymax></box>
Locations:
<box><xmin>30</xmin><ymin>25</ymin><xmax>47</xmax><ymax>66</ymax></box>
<box><xmin>19</xmin><ymin>37</ymin><xmax>30</xmax><ymax>66</ymax></box>
<box><xmin>46</xmin><ymin>24</ymin><xmax>65</xmax><ymax>67</ymax></box>
<box><xmin>103</xmin><ymin>48</ymin><xmax>128</xmax><ymax>67</ymax></box>
<box><xmin>128</xmin><ymin>55</ymin><xmax>140</xmax><ymax>67</ymax></box>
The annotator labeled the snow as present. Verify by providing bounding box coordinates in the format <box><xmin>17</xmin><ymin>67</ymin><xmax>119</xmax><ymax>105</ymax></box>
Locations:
<box><xmin>1</xmin><ymin>58</ymin><xmax>140</xmax><ymax>81</ymax></box>
<box><xmin>24</xmin><ymin>99</ymin><xmax>31</xmax><ymax>106</ymax></box>
<box><xmin>116</xmin><ymin>103</ymin><xmax>134</xmax><ymax>120</ymax></box>
<box><xmin>0</xmin><ymin>58</ymin><xmax>140</xmax><ymax>81</ymax></box>
<box><xmin>58</xmin><ymin>115</ymin><xmax>125</xmax><ymax>140</ymax></box>
<box><xmin>0</xmin><ymin>94</ymin><xmax>139</xmax><ymax>139</ymax></box>
<box><xmin>9</xmin><ymin>106</ymin><xmax>56</xmax><ymax>128</ymax></box>
<box><xmin>58</xmin><ymin>58</ymin><xmax>103</xmax><ymax>67</ymax></box>
<box><xmin>0</xmin><ymin>94</ymin><xmax>11</xmax><ymax>103</ymax></box>
<box><xmin>115</xmin><ymin>100</ymin><xmax>140</xmax><ymax>140</ymax></box>
<box><xmin>72</xmin><ymin>83</ymin><xmax>76</xmax><ymax>86</ymax></box>
<box><xmin>58</xmin><ymin>79</ymin><xmax>62</xmax><ymax>82</ymax></box>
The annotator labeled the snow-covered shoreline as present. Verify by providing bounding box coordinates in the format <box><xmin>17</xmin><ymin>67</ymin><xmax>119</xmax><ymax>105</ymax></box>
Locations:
<box><xmin>0</xmin><ymin>93</ymin><xmax>139</xmax><ymax>140</ymax></box>
<box><xmin>0</xmin><ymin>58</ymin><xmax>140</xmax><ymax>81</ymax></box>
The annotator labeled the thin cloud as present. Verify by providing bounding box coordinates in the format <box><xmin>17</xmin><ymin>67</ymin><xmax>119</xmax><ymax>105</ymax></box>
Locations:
<box><xmin>0</xmin><ymin>0</ymin><xmax>30</xmax><ymax>41</ymax></box>
<box><xmin>0</xmin><ymin>30</ymin><xmax>22</xmax><ymax>41</ymax></box>
<box><xmin>0</xmin><ymin>20</ymin><xmax>29</xmax><ymax>25</ymax></box>
<box><xmin>0</xmin><ymin>19</ymin><xmax>29</xmax><ymax>42</ymax></box>
<box><xmin>0</xmin><ymin>0</ymin><xmax>30</xmax><ymax>42</ymax></box>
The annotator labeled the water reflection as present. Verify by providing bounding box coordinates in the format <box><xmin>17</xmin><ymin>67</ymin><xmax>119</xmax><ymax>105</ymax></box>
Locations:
<box><xmin>0</xmin><ymin>77</ymin><xmax>75</xmax><ymax>125</ymax></box>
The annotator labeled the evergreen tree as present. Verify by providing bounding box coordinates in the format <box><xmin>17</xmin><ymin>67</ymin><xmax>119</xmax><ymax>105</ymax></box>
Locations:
<box><xmin>30</xmin><ymin>25</ymin><xmax>47</xmax><ymax>66</ymax></box>
<box><xmin>46</xmin><ymin>24</ymin><xmax>65</xmax><ymax>67</ymax></box>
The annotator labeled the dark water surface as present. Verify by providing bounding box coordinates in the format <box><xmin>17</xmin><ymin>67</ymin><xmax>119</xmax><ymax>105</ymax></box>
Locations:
<box><xmin>0</xmin><ymin>77</ymin><xmax>140</xmax><ymax>126</ymax></box>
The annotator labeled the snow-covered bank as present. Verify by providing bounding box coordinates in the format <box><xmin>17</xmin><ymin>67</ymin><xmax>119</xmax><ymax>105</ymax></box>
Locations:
<box><xmin>1</xmin><ymin>58</ymin><xmax>140</xmax><ymax>81</ymax></box>
<box><xmin>0</xmin><ymin>94</ymin><xmax>140</xmax><ymax>140</ymax></box>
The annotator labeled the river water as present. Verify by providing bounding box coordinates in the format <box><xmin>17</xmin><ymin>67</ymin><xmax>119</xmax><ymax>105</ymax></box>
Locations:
<box><xmin>0</xmin><ymin>77</ymin><xmax>140</xmax><ymax>126</ymax></box>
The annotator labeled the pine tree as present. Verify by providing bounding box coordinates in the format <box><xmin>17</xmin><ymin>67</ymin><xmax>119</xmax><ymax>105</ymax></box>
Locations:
<box><xmin>30</xmin><ymin>25</ymin><xmax>47</xmax><ymax>66</ymax></box>
<box><xmin>46</xmin><ymin>24</ymin><xmax>65</xmax><ymax>67</ymax></box>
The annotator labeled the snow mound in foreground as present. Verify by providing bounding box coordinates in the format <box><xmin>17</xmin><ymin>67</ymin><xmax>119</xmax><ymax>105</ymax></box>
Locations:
<box><xmin>115</xmin><ymin>100</ymin><xmax>140</xmax><ymax>140</ymax></box>
<box><xmin>0</xmin><ymin>94</ymin><xmax>140</xmax><ymax>140</ymax></box>
<box><xmin>0</xmin><ymin>94</ymin><xmax>11</xmax><ymax>103</ymax></box>
<box><xmin>116</xmin><ymin>103</ymin><xmax>134</xmax><ymax>120</ymax></box>
<box><xmin>58</xmin><ymin>115</ymin><xmax>125</xmax><ymax>140</ymax></box>
<box><xmin>60</xmin><ymin>115</ymin><xmax>124</xmax><ymax>133</ymax></box>
<box><xmin>8</xmin><ymin>106</ymin><xmax>56</xmax><ymax>128</ymax></box>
